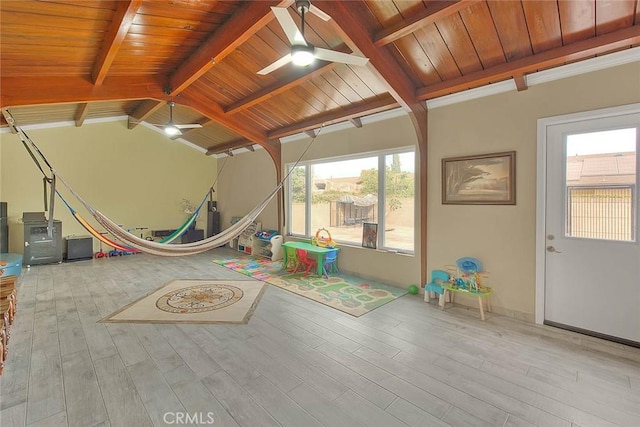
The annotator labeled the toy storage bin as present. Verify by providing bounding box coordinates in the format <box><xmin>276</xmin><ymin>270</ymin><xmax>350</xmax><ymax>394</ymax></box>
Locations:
<box><xmin>269</xmin><ymin>235</ymin><xmax>283</xmax><ymax>261</ymax></box>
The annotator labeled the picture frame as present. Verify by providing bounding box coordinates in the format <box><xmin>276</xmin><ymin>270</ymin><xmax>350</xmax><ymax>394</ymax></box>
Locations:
<box><xmin>361</xmin><ymin>222</ymin><xmax>378</xmax><ymax>249</ymax></box>
<box><xmin>442</xmin><ymin>151</ymin><xmax>516</xmax><ymax>205</ymax></box>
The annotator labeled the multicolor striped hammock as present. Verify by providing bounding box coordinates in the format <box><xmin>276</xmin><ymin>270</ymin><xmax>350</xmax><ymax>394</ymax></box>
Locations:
<box><xmin>59</xmin><ymin>192</ymin><xmax>136</xmax><ymax>253</ymax></box>
<box><xmin>54</xmin><ymin>169</ymin><xmax>280</xmax><ymax>256</ymax></box>
<box><xmin>49</xmin><ymin>168</ymin><xmax>279</xmax><ymax>256</ymax></box>
<box><xmin>57</xmin><ymin>190</ymin><xmax>206</xmax><ymax>252</ymax></box>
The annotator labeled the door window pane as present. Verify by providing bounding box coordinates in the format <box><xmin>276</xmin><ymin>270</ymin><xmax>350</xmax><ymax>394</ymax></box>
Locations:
<box><xmin>565</xmin><ymin>128</ymin><xmax>637</xmax><ymax>241</ymax></box>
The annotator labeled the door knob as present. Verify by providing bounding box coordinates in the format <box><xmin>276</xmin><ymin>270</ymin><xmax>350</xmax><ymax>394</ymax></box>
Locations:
<box><xmin>546</xmin><ymin>246</ymin><xmax>562</xmax><ymax>253</ymax></box>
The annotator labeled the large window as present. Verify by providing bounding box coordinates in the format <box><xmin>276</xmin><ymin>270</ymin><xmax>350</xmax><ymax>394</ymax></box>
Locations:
<box><xmin>287</xmin><ymin>148</ymin><xmax>415</xmax><ymax>252</ymax></box>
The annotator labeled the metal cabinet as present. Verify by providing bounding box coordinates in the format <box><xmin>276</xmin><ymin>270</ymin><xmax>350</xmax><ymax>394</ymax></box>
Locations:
<box><xmin>23</xmin><ymin>219</ymin><xmax>62</xmax><ymax>266</ymax></box>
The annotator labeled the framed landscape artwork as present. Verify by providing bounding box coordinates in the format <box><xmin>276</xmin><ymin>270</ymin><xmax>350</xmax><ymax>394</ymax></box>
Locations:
<box><xmin>442</xmin><ymin>151</ymin><xmax>516</xmax><ymax>205</ymax></box>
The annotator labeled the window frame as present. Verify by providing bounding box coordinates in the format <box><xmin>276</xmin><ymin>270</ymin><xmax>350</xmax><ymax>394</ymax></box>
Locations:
<box><xmin>286</xmin><ymin>146</ymin><xmax>416</xmax><ymax>253</ymax></box>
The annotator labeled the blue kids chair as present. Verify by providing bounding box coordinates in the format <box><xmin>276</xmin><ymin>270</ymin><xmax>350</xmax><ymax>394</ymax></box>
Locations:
<box><xmin>424</xmin><ymin>270</ymin><xmax>450</xmax><ymax>304</ymax></box>
<box><xmin>322</xmin><ymin>249</ymin><xmax>339</xmax><ymax>278</ymax></box>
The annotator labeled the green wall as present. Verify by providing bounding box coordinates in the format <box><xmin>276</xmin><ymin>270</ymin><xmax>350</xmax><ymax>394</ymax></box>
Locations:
<box><xmin>0</xmin><ymin>120</ymin><xmax>217</xmax><ymax>253</ymax></box>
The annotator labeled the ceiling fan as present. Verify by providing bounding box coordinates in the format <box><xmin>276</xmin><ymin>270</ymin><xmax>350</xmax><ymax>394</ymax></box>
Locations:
<box><xmin>148</xmin><ymin>101</ymin><xmax>202</xmax><ymax>136</ymax></box>
<box><xmin>257</xmin><ymin>0</ymin><xmax>369</xmax><ymax>75</ymax></box>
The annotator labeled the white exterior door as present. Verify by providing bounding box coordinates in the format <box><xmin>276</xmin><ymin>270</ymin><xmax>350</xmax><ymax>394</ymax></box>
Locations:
<box><xmin>544</xmin><ymin>109</ymin><xmax>640</xmax><ymax>345</ymax></box>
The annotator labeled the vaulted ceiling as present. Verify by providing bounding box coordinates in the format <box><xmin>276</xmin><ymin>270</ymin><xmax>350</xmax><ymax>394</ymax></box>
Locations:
<box><xmin>1</xmin><ymin>0</ymin><xmax>639</xmax><ymax>158</ymax></box>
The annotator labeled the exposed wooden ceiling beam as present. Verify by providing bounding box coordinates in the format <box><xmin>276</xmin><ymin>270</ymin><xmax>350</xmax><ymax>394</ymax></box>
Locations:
<box><xmin>373</xmin><ymin>0</ymin><xmax>480</xmax><ymax>46</ymax></box>
<box><xmin>315</xmin><ymin>1</ymin><xmax>418</xmax><ymax>110</ymax></box>
<box><xmin>178</xmin><ymin>89</ymin><xmax>285</xmax><ymax>169</ymax></box>
<box><xmin>92</xmin><ymin>0</ymin><xmax>142</xmax><ymax>85</ymax></box>
<box><xmin>268</xmin><ymin>94</ymin><xmax>399</xmax><ymax>139</ymax></box>
<box><xmin>513</xmin><ymin>74</ymin><xmax>528</xmax><ymax>91</ymax></box>
<box><xmin>74</xmin><ymin>103</ymin><xmax>90</xmax><ymax>127</ymax></box>
<box><xmin>226</xmin><ymin>61</ymin><xmax>338</xmax><ymax>115</ymax></box>
<box><xmin>417</xmin><ymin>25</ymin><xmax>640</xmax><ymax>100</ymax></box>
<box><xmin>169</xmin><ymin>1</ymin><xmax>287</xmax><ymax>95</ymax></box>
<box><xmin>0</xmin><ymin>109</ymin><xmax>16</xmax><ymax>133</ymax></box>
<box><xmin>316</xmin><ymin>0</ymin><xmax>430</xmax><ymax>286</ymax></box>
<box><xmin>205</xmin><ymin>138</ymin><xmax>254</xmax><ymax>156</ymax></box>
<box><xmin>349</xmin><ymin>117</ymin><xmax>363</xmax><ymax>128</ymax></box>
<box><xmin>128</xmin><ymin>99</ymin><xmax>166</xmax><ymax>130</ymax></box>
<box><xmin>0</xmin><ymin>75</ymin><xmax>167</xmax><ymax>109</ymax></box>
<box><xmin>180</xmin><ymin>88</ymin><xmax>270</xmax><ymax>146</ymax></box>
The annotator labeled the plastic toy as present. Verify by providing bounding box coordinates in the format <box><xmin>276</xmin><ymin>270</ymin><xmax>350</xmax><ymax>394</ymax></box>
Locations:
<box><xmin>94</xmin><ymin>232</ymin><xmax>109</xmax><ymax>259</ymax></box>
<box><xmin>255</xmin><ymin>229</ymin><xmax>278</xmax><ymax>240</ymax></box>
<box><xmin>407</xmin><ymin>284</ymin><xmax>419</xmax><ymax>294</ymax></box>
<box><xmin>456</xmin><ymin>257</ymin><xmax>482</xmax><ymax>273</ymax></box>
<box><xmin>312</xmin><ymin>228</ymin><xmax>336</xmax><ymax>248</ymax></box>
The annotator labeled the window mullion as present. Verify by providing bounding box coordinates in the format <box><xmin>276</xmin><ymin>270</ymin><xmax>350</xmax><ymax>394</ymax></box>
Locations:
<box><xmin>305</xmin><ymin>165</ymin><xmax>311</xmax><ymax>237</ymax></box>
<box><xmin>378</xmin><ymin>154</ymin><xmax>385</xmax><ymax>249</ymax></box>
<box><xmin>287</xmin><ymin>165</ymin><xmax>292</xmax><ymax>235</ymax></box>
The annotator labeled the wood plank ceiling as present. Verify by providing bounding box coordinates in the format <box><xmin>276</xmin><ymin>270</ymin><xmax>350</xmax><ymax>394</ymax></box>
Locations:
<box><xmin>1</xmin><ymin>0</ymin><xmax>639</xmax><ymax>156</ymax></box>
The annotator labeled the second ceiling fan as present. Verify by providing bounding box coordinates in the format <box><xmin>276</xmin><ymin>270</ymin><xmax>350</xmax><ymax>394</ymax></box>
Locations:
<box><xmin>150</xmin><ymin>101</ymin><xmax>202</xmax><ymax>137</ymax></box>
<box><xmin>258</xmin><ymin>0</ymin><xmax>369</xmax><ymax>75</ymax></box>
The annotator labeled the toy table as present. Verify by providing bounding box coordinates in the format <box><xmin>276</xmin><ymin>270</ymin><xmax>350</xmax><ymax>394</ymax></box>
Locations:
<box><xmin>440</xmin><ymin>284</ymin><xmax>493</xmax><ymax>321</ymax></box>
<box><xmin>281</xmin><ymin>241</ymin><xmax>338</xmax><ymax>277</ymax></box>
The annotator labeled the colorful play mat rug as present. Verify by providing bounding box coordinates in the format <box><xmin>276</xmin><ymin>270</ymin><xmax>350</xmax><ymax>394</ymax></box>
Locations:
<box><xmin>101</xmin><ymin>279</ymin><xmax>266</xmax><ymax>324</ymax></box>
<box><xmin>213</xmin><ymin>256</ymin><xmax>407</xmax><ymax>317</ymax></box>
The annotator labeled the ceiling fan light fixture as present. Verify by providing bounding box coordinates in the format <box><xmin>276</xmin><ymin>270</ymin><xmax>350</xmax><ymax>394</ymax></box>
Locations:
<box><xmin>164</xmin><ymin>124</ymin><xmax>180</xmax><ymax>136</ymax></box>
<box><xmin>291</xmin><ymin>44</ymin><xmax>315</xmax><ymax>66</ymax></box>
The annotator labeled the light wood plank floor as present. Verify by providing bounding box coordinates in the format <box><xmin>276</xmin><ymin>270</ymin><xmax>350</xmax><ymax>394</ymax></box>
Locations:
<box><xmin>1</xmin><ymin>248</ymin><xmax>638</xmax><ymax>427</ymax></box>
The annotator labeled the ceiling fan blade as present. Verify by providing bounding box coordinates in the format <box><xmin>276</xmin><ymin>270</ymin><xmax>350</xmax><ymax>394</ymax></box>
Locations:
<box><xmin>309</xmin><ymin>4</ymin><xmax>331</xmax><ymax>21</ymax></box>
<box><xmin>175</xmin><ymin>124</ymin><xmax>202</xmax><ymax>129</ymax></box>
<box><xmin>314</xmin><ymin>48</ymin><xmax>369</xmax><ymax>66</ymax></box>
<box><xmin>271</xmin><ymin>7</ymin><xmax>306</xmax><ymax>46</ymax></box>
<box><xmin>257</xmin><ymin>54</ymin><xmax>292</xmax><ymax>75</ymax></box>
